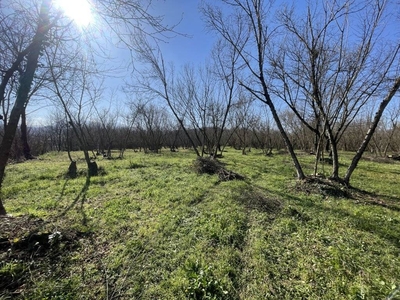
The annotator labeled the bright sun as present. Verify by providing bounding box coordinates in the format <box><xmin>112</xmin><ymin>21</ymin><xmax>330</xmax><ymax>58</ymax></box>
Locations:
<box><xmin>55</xmin><ymin>0</ymin><xmax>93</xmax><ymax>27</ymax></box>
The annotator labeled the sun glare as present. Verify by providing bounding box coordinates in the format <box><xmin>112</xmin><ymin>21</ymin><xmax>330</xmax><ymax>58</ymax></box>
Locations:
<box><xmin>55</xmin><ymin>0</ymin><xmax>93</xmax><ymax>27</ymax></box>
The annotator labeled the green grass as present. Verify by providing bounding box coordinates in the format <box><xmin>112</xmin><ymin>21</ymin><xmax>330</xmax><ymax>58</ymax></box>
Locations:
<box><xmin>1</xmin><ymin>149</ymin><xmax>399</xmax><ymax>299</ymax></box>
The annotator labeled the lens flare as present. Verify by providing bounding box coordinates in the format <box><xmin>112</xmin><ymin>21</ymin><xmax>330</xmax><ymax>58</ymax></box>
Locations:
<box><xmin>55</xmin><ymin>0</ymin><xmax>93</xmax><ymax>27</ymax></box>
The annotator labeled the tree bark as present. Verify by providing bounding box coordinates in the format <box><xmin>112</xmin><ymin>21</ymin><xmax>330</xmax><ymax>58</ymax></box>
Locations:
<box><xmin>0</xmin><ymin>0</ymin><xmax>50</xmax><ymax>215</ymax></box>
<box><xmin>267</xmin><ymin>96</ymin><xmax>306</xmax><ymax>180</ymax></box>
<box><xmin>0</xmin><ymin>201</ymin><xmax>6</xmax><ymax>215</ymax></box>
<box><xmin>329</xmin><ymin>138</ymin><xmax>340</xmax><ymax>180</ymax></box>
<box><xmin>343</xmin><ymin>77</ymin><xmax>400</xmax><ymax>185</ymax></box>
<box><xmin>21</xmin><ymin>107</ymin><xmax>34</xmax><ymax>160</ymax></box>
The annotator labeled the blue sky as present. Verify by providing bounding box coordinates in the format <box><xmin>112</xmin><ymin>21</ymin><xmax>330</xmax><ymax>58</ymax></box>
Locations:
<box><xmin>28</xmin><ymin>0</ymin><xmax>399</xmax><ymax>124</ymax></box>
<box><xmin>150</xmin><ymin>0</ymin><xmax>216</xmax><ymax>66</ymax></box>
<box><xmin>29</xmin><ymin>1</ymin><xmax>216</xmax><ymax>124</ymax></box>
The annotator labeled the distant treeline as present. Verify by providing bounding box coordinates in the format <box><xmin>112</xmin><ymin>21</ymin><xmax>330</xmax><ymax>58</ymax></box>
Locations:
<box><xmin>4</xmin><ymin>116</ymin><xmax>399</xmax><ymax>160</ymax></box>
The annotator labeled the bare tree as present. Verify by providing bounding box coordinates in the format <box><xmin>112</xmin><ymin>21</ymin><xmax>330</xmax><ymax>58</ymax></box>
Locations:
<box><xmin>202</xmin><ymin>0</ymin><xmax>306</xmax><ymax>179</ymax></box>
<box><xmin>271</xmin><ymin>0</ymin><xmax>400</xmax><ymax>180</ymax></box>
<box><xmin>0</xmin><ymin>0</ymin><xmax>53</xmax><ymax>214</ymax></box>
<box><xmin>230</xmin><ymin>93</ymin><xmax>256</xmax><ymax>154</ymax></box>
<box><xmin>116</xmin><ymin>101</ymin><xmax>140</xmax><ymax>158</ymax></box>
<box><xmin>177</xmin><ymin>59</ymin><xmax>238</xmax><ymax>158</ymax></box>
<box><xmin>48</xmin><ymin>110</ymin><xmax>68</xmax><ymax>152</ymax></box>
<box><xmin>207</xmin><ymin>40</ymin><xmax>241</xmax><ymax>158</ymax></box>
<box><xmin>93</xmin><ymin>100</ymin><xmax>121</xmax><ymax>158</ymax></box>
<box><xmin>45</xmin><ymin>45</ymin><xmax>102</xmax><ymax>177</ymax></box>
<box><xmin>135</xmin><ymin>102</ymin><xmax>171</xmax><ymax>153</ymax></box>
<box><xmin>133</xmin><ymin>37</ymin><xmax>202</xmax><ymax>156</ymax></box>
<box><xmin>370</xmin><ymin>102</ymin><xmax>400</xmax><ymax>157</ymax></box>
<box><xmin>344</xmin><ymin>77</ymin><xmax>400</xmax><ymax>185</ymax></box>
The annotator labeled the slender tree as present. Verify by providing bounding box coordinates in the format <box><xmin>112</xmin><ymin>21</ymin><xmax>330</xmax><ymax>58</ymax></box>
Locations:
<box><xmin>0</xmin><ymin>0</ymin><xmax>52</xmax><ymax>215</ymax></box>
<box><xmin>133</xmin><ymin>37</ymin><xmax>202</xmax><ymax>156</ymax></box>
<box><xmin>202</xmin><ymin>0</ymin><xmax>306</xmax><ymax>179</ymax></box>
<box><xmin>45</xmin><ymin>43</ymin><xmax>102</xmax><ymax>177</ymax></box>
<box><xmin>271</xmin><ymin>0</ymin><xmax>400</xmax><ymax>180</ymax></box>
<box><xmin>344</xmin><ymin>77</ymin><xmax>400</xmax><ymax>185</ymax></box>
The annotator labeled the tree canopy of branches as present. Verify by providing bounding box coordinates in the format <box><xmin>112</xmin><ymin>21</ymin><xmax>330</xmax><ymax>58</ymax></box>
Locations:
<box><xmin>271</xmin><ymin>0</ymin><xmax>400</xmax><ymax>180</ymax></box>
<box><xmin>202</xmin><ymin>0</ymin><xmax>400</xmax><ymax>184</ymax></box>
<box><xmin>132</xmin><ymin>35</ymin><xmax>243</xmax><ymax>158</ymax></box>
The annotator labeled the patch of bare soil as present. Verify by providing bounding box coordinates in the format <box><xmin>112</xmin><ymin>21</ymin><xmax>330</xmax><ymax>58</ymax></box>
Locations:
<box><xmin>0</xmin><ymin>215</ymin><xmax>84</xmax><ymax>297</ymax></box>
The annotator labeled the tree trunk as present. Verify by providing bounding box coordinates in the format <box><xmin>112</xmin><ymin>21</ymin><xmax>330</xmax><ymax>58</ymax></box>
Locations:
<box><xmin>343</xmin><ymin>77</ymin><xmax>400</xmax><ymax>185</ymax></box>
<box><xmin>270</xmin><ymin>103</ymin><xmax>306</xmax><ymax>180</ymax></box>
<box><xmin>83</xmin><ymin>149</ymin><xmax>97</xmax><ymax>177</ymax></box>
<box><xmin>257</xmin><ymin>79</ymin><xmax>306</xmax><ymax>180</ymax></box>
<box><xmin>21</xmin><ymin>107</ymin><xmax>34</xmax><ymax>160</ymax></box>
<box><xmin>88</xmin><ymin>161</ymin><xmax>98</xmax><ymax>177</ymax></box>
<box><xmin>0</xmin><ymin>200</ymin><xmax>6</xmax><ymax>215</ymax></box>
<box><xmin>330</xmin><ymin>139</ymin><xmax>340</xmax><ymax>180</ymax></box>
<box><xmin>68</xmin><ymin>161</ymin><xmax>77</xmax><ymax>178</ymax></box>
<box><xmin>313</xmin><ymin>134</ymin><xmax>323</xmax><ymax>176</ymax></box>
<box><xmin>0</xmin><ymin>0</ymin><xmax>50</xmax><ymax>215</ymax></box>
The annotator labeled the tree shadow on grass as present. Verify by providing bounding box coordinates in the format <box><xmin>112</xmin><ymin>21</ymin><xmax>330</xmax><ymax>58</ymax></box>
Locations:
<box><xmin>292</xmin><ymin>177</ymin><xmax>400</xmax><ymax>213</ymax></box>
<box><xmin>231</xmin><ymin>183</ymin><xmax>284</xmax><ymax>215</ymax></box>
<box><xmin>265</xmin><ymin>182</ymin><xmax>400</xmax><ymax>249</ymax></box>
<box><xmin>57</xmin><ymin>178</ymin><xmax>70</xmax><ymax>202</ymax></box>
<box><xmin>311</xmin><ymin>200</ymin><xmax>400</xmax><ymax>249</ymax></box>
<box><xmin>348</xmin><ymin>187</ymin><xmax>400</xmax><ymax>213</ymax></box>
<box><xmin>0</xmin><ymin>174</ymin><xmax>95</xmax><ymax>297</ymax></box>
<box><xmin>57</xmin><ymin>176</ymin><xmax>91</xmax><ymax>227</ymax></box>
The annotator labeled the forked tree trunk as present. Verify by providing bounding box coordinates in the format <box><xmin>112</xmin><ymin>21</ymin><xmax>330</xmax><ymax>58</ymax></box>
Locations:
<box><xmin>343</xmin><ymin>77</ymin><xmax>400</xmax><ymax>185</ymax></box>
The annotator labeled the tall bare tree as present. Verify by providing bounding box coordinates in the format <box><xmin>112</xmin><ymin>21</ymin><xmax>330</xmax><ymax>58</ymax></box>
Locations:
<box><xmin>344</xmin><ymin>77</ymin><xmax>400</xmax><ymax>185</ymax></box>
<box><xmin>133</xmin><ymin>37</ymin><xmax>202</xmax><ymax>156</ymax></box>
<box><xmin>0</xmin><ymin>0</ymin><xmax>175</xmax><ymax>214</ymax></box>
<box><xmin>45</xmin><ymin>42</ymin><xmax>102</xmax><ymax>177</ymax></box>
<box><xmin>271</xmin><ymin>0</ymin><xmax>400</xmax><ymax>180</ymax></box>
<box><xmin>202</xmin><ymin>0</ymin><xmax>306</xmax><ymax>179</ymax></box>
<box><xmin>0</xmin><ymin>0</ymin><xmax>53</xmax><ymax>215</ymax></box>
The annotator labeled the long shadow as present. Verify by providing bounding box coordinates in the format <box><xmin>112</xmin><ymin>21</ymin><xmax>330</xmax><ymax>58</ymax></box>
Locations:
<box><xmin>348</xmin><ymin>186</ymin><xmax>400</xmax><ymax>212</ymax></box>
<box><xmin>310</xmin><ymin>200</ymin><xmax>400</xmax><ymax>249</ymax></box>
<box><xmin>57</xmin><ymin>176</ymin><xmax>91</xmax><ymax>226</ymax></box>
<box><xmin>252</xmin><ymin>182</ymin><xmax>400</xmax><ymax>249</ymax></box>
<box><xmin>57</xmin><ymin>178</ymin><xmax>70</xmax><ymax>202</ymax></box>
<box><xmin>275</xmin><ymin>182</ymin><xmax>400</xmax><ymax>249</ymax></box>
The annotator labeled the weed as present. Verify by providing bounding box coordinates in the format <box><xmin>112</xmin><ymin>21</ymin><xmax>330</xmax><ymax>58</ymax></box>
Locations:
<box><xmin>184</xmin><ymin>259</ymin><xmax>229</xmax><ymax>299</ymax></box>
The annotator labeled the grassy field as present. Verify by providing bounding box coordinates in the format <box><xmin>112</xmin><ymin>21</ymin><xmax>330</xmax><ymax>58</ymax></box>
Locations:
<box><xmin>0</xmin><ymin>149</ymin><xmax>399</xmax><ymax>299</ymax></box>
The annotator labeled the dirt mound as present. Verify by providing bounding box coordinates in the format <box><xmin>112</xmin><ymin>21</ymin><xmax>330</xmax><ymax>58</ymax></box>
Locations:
<box><xmin>193</xmin><ymin>157</ymin><xmax>245</xmax><ymax>181</ymax></box>
<box><xmin>293</xmin><ymin>176</ymin><xmax>400</xmax><ymax>211</ymax></box>
<box><xmin>294</xmin><ymin>176</ymin><xmax>350</xmax><ymax>198</ymax></box>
